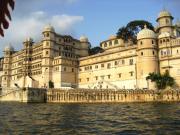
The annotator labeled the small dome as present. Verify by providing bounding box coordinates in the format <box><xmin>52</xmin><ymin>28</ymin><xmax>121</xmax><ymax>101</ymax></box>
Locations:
<box><xmin>25</xmin><ymin>37</ymin><xmax>33</xmax><ymax>42</ymax></box>
<box><xmin>43</xmin><ymin>24</ymin><xmax>55</xmax><ymax>32</ymax></box>
<box><xmin>109</xmin><ymin>35</ymin><xmax>117</xmax><ymax>40</ymax></box>
<box><xmin>158</xmin><ymin>32</ymin><xmax>171</xmax><ymax>39</ymax></box>
<box><xmin>4</xmin><ymin>44</ymin><xmax>14</xmax><ymax>52</ymax></box>
<box><xmin>157</xmin><ymin>10</ymin><xmax>173</xmax><ymax>20</ymax></box>
<box><xmin>80</xmin><ymin>35</ymin><xmax>89</xmax><ymax>42</ymax></box>
<box><xmin>137</xmin><ymin>25</ymin><xmax>156</xmax><ymax>40</ymax></box>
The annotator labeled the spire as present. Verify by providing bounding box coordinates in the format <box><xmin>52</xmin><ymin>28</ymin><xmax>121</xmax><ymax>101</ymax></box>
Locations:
<box><xmin>144</xmin><ymin>24</ymin><xmax>147</xmax><ymax>29</ymax></box>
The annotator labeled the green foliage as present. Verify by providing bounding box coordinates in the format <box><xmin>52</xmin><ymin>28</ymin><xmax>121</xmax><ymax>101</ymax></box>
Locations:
<box><xmin>89</xmin><ymin>46</ymin><xmax>104</xmax><ymax>55</ymax></box>
<box><xmin>49</xmin><ymin>80</ymin><xmax>54</xmax><ymax>88</ymax></box>
<box><xmin>146</xmin><ymin>71</ymin><xmax>175</xmax><ymax>90</ymax></box>
<box><xmin>117</xmin><ymin>20</ymin><xmax>154</xmax><ymax>44</ymax></box>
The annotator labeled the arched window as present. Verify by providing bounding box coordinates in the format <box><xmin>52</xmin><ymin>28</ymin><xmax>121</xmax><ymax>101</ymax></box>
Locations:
<box><xmin>140</xmin><ymin>41</ymin><xmax>143</xmax><ymax>45</ymax></box>
<box><xmin>46</xmin><ymin>51</ymin><xmax>49</xmax><ymax>55</ymax></box>
<box><xmin>114</xmin><ymin>40</ymin><xmax>119</xmax><ymax>44</ymax></box>
<box><xmin>109</xmin><ymin>41</ymin><xmax>112</xmax><ymax>46</ymax></box>
<box><xmin>104</xmin><ymin>42</ymin><xmax>107</xmax><ymax>47</ymax></box>
<box><xmin>166</xmin><ymin>19</ymin><xmax>169</xmax><ymax>24</ymax></box>
<box><xmin>152</xmin><ymin>40</ymin><xmax>154</xmax><ymax>44</ymax></box>
<box><xmin>141</xmin><ymin>52</ymin><xmax>143</xmax><ymax>56</ymax></box>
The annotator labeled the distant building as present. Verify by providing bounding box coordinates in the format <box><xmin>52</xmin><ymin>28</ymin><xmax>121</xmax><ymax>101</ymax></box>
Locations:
<box><xmin>0</xmin><ymin>10</ymin><xmax>180</xmax><ymax>90</ymax></box>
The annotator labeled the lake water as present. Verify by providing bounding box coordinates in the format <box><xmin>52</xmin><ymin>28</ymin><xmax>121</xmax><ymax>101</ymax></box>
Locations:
<box><xmin>0</xmin><ymin>102</ymin><xmax>180</xmax><ymax>135</ymax></box>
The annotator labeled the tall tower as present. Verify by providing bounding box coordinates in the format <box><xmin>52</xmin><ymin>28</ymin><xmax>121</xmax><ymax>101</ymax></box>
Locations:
<box><xmin>79</xmin><ymin>36</ymin><xmax>90</xmax><ymax>57</ymax></box>
<box><xmin>136</xmin><ymin>25</ymin><xmax>159</xmax><ymax>89</ymax></box>
<box><xmin>156</xmin><ymin>9</ymin><xmax>174</xmax><ymax>35</ymax></box>
<box><xmin>2</xmin><ymin>45</ymin><xmax>14</xmax><ymax>88</ymax></box>
<box><xmin>42</xmin><ymin>24</ymin><xmax>55</xmax><ymax>88</ymax></box>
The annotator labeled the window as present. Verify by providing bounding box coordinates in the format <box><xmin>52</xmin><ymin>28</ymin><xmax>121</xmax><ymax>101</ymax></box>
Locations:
<box><xmin>87</xmin><ymin>78</ymin><xmax>89</xmax><ymax>82</ymax></box>
<box><xmin>160</xmin><ymin>40</ymin><xmax>162</xmax><ymax>44</ymax></box>
<box><xmin>72</xmin><ymin>68</ymin><xmax>74</xmax><ymax>72</ymax></box>
<box><xmin>108</xmin><ymin>75</ymin><xmax>111</xmax><ymax>79</ymax></box>
<box><xmin>177</xmin><ymin>50</ymin><xmax>179</xmax><ymax>54</ymax></box>
<box><xmin>166</xmin><ymin>19</ymin><xmax>169</xmax><ymax>24</ymax></box>
<box><xmin>95</xmin><ymin>65</ymin><xmax>98</xmax><ymax>69</ymax></box>
<box><xmin>104</xmin><ymin>43</ymin><xmax>107</xmax><ymax>47</ymax></box>
<box><xmin>129</xmin><ymin>59</ymin><xmax>133</xmax><ymax>65</ymax></box>
<box><xmin>130</xmin><ymin>71</ymin><xmax>134</xmax><ymax>76</ymax></box>
<box><xmin>153</xmin><ymin>51</ymin><xmax>155</xmax><ymax>55</ymax></box>
<box><xmin>95</xmin><ymin>76</ymin><xmax>98</xmax><ymax>80</ymax></box>
<box><xmin>46</xmin><ymin>51</ymin><xmax>49</xmax><ymax>55</ymax></box>
<box><xmin>140</xmin><ymin>41</ymin><xmax>143</xmax><ymax>45</ymax></box>
<box><xmin>64</xmin><ymin>67</ymin><xmax>66</xmax><ymax>71</ymax></box>
<box><xmin>166</xmin><ymin>39</ymin><xmax>170</xmax><ymax>42</ymax></box>
<box><xmin>152</xmin><ymin>40</ymin><xmax>154</xmax><ymax>44</ymax></box>
<box><xmin>141</xmin><ymin>52</ymin><xmax>143</xmax><ymax>56</ymax></box>
<box><xmin>161</xmin><ymin>50</ymin><xmax>163</xmax><ymax>56</ymax></box>
<box><xmin>107</xmin><ymin>63</ymin><xmax>111</xmax><ymax>69</ymax></box>
<box><xmin>122</xmin><ymin>60</ymin><xmax>125</xmax><ymax>65</ymax></box>
<box><xmin>114</xmin><ymin>40</ymin><xmax>119</xmax><ymax>44</ymax></box>
<box><xmin>79</xmin><ymin>79</ymin><xmax>81</xmax><ymax>82</ymax></box>
<box><xmin>109</xmin><ymin>41</ymin><xmax>112</xmax><ymax>46</ymax></box>
<box><xmin>115</xmin><ymin>61</ymin><xmax>118</xmax><ymax>65</ymax></box>
<box><xmin>118</xmin><ymin>73</ymin><xmax>121</xmax><ymax>78</ymax></box>
<box><xmin>101</xmin><ymin>64</ymin><xmax>104</xmax><ymax>68</ymax></box>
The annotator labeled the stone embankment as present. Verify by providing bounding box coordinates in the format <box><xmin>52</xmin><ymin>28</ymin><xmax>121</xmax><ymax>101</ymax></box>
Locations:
<box><xmin>47</xmin><ymin>89</ymin><xmax>180</xmax><ymax>103</ymax></box>
<box><xmin>0</xmin><ymin>88</ymin><xmax>180</xmax><ymax>103</ymax></box>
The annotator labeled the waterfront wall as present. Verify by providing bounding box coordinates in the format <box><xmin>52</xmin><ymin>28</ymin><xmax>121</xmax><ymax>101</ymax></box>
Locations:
<box><xmin>47</xmin><ymin>89</ymin><xmax>180</xmax><ymax>103</ymax></box>
<box><xmin>0</xmin><ymin>87</ymin><xmax>46</xmax><ymax>103</ymax></box>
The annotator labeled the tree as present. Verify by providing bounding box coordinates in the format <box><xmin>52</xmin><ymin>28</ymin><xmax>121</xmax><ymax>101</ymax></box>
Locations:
<box><xmin>146</xmin><ymin>71</ymin><xmax>175</xmax><ymax>90</ymax></box>
<box><xmin>89</xmin><ymin>46</ymin><xmax>104</xmax><ymax>55</ymax></box>
<box><xmin>117</xmin><ymin>20</ymin><xmax>154</xmax><ymax>44</ymax></box>
<box><xmin>0</xmin><ymin>0</ymin><xmax>15</xmax><ymax>37</ymax></box>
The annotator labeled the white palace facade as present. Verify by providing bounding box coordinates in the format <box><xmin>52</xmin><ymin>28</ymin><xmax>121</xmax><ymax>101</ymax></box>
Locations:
<box><xmin>0</xmin><ymin>10</ymin><xmax>180</xmax><ymax>90</ymax></box>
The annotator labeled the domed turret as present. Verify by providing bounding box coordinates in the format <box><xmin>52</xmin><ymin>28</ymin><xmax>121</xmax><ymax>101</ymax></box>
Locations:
<box><xmin>43</xmin><ymin>24</ymin><xmax>55</xmax><ymax>32</ymax></box>
<box><xmin>137</xmin><ymin>25</ymin><xmax>156</xmax><ymax>40</ymax></box>
<box><xmin>4</xmin><ymin>44</ymin><xmax>14</xmax><ymax>52</ymax></box>
<box><xmin>80</xmin><ymin>35</ymin><xmax>89</xmax><ymax>42</ymax></box>
<box><xmin>109</xmin><ymin>35</ymin><xmax>117</xmax><ymax>40</ymax></box>
<box><xmin>157</xmin><ymin>10</ymin><xmax>173</xmax><ymax>21</ymax></box>
<box><xmin>156</xmin><ymin>9</ymin><xmax>174</xmax><ymax>35</ymax></box>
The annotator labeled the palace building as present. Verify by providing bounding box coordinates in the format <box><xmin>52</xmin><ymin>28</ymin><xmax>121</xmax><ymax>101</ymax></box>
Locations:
<box><xmin>0</xmin><ymin>10</ymin><xmax>180</xmax><ymax>90</ymax></box>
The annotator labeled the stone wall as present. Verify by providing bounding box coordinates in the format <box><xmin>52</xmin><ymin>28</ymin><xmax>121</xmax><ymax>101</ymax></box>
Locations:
<box><xmin>0</xmin><ymin>87</ymin><xmax>46</xmax><ymax>103</ymax></box>
<box><xmin>47</xmin><ymin>89</ymin><xmax>180</xmax><ymax>103</ymax></box>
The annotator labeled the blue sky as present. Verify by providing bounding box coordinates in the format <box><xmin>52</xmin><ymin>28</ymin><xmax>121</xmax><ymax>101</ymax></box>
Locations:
<box><xmin>0</xmin><ymin>0</ymin><xmax>180</xmax><ymax>56</ymax></box>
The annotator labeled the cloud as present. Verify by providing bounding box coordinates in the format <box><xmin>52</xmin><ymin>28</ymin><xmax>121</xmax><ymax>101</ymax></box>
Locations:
<box><xmin>0</xmin><ymin>11</ymin><xmax>84</xmax><ymax>56</ymax></box>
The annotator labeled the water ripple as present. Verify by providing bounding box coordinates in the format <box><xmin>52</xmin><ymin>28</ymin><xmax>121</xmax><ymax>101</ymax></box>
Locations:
<box><xmin>0</xmin><ymin>102</ymin><xmax>180</xmax><ymax>134</ymax></box>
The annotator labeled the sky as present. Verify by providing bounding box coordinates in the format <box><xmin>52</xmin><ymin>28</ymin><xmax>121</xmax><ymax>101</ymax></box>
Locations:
<box><xmin>0</xmin><ymin>0</ymin><xmax>180</xmax><ymax>56</ymax></box>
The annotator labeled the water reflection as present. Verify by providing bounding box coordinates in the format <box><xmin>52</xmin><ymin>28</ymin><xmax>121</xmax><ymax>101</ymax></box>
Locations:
<box><xmin>0</xmin><ymin>102</ymin><xmax>180</xmax><ymax>135</ymax></box>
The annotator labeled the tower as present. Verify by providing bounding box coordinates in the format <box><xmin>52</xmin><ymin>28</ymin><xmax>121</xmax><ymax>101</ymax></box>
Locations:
<box><xmin>79</xmin><ymin>36</ymin><xmax>90</xmax><ymax>57</ymax></box>
<box><xmin>156</xmin><ymin>9</ymin><xmax>174</xmax><ymax>35</ymax></box>
<box><xmin>2</xmin><ymin>44</ymin><xmax>14</xmax><ymax>88</ymax></box>
<box><xmin>136</xmin><ymin>25</ymin><xmax>159</xmax><ymax>89</ymax></box>
<box><xmin>42</xmin><ymin>24</ymin><xmax>55</xmax><ymax>88</ymax></box>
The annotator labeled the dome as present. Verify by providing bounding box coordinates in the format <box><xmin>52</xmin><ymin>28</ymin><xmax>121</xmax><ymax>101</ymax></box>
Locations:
<box><xmin>157</xmin><ymin>10</ymin><xmax>173</xmax><ymax>20</ymax></box>
<box><xmin>137</xmin><ymin>25</ymin><xmax>156</xmax><ymax>40</ymax></box>
<box><xmin>80</xmin><ymin>35</ymin><xmax>89</xmax><ymax>42</ymax></box>
<box><xmin>4</xmin><ymin>44</ymin><xmax>14</xmax><ymax>52</ymax></box>
<box><xmin>158</xmin><ymin>32</ymin><xmax>171</xmax><ymax>39</ymax></box>
<box><xmin>25</xmin><ymin>37</ymin><xmax>33</xmax><ymax>42</ymax></box>
<box><xmin>109</xmin><ymin>35</ymin><xmax>117</xmax><ymax>40</ymax></box>
<box><xmin>43</xmin><ymin>24</ymin><xmax>55</xmax><ymax>32</ymax></box>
